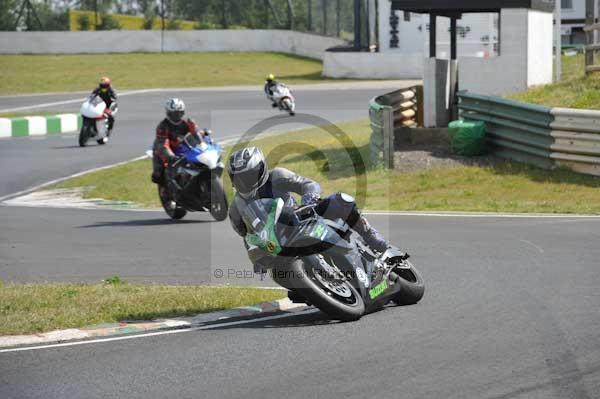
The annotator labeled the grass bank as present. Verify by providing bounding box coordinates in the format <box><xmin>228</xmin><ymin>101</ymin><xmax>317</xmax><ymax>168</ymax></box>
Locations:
<box><xmin>510</xmin><ymin>54</ymin><xmax>600</xmax><ymax>109</ymax></box>
<box><xmin>0</xmin><ymin>280</ymin><xmax>284</xmax><ymax>336</ymax></box>
<box><xmin>54</xmin><ymin>119</ymin><xmax>600</xmax><ymax>214</ymax></box>
<box><xmin>0</xmin><ymin>52</ymin><xmax>344</xmax><ymax>95</ymax></box>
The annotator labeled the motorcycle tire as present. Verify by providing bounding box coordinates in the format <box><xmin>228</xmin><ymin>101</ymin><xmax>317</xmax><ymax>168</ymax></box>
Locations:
<box><xmin>391</xmin><ymin>260</ymin><xmax>425</xmax><ymax>306</ymax></box>
<box><xmin>158</xmin><ymin>185</ymin><xmax>186</xmax><ymax>220</ymax></box>
<box><xmin>288</xmin><ymin>258</ymin><xmax>365</xmax><ymax>322</ymax></box>
<box><xmin>78</xmin><ymin>125</ymin><xmax>90</xmax><ymax>147</ymax></box>
<box><xmin>209</xmin><ymin>176</ymin><xmax>228</xmax><ymax>221</ymax></box>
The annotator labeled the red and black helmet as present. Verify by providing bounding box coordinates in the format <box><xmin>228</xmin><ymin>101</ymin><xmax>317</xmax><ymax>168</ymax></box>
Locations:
<box><xmin>99</xmin><ymin>77</ymin><xmax>111</xmax><ymax>90</ymax></box>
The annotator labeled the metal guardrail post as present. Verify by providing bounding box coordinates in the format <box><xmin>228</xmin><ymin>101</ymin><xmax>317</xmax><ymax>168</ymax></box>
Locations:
<box><xmin>382</xmin><ymin>106</ymin><xmax>394</xmax><ymax>169</ymax></box>
<box><xmin>369</xmin><ymin>85</ymin><xmax>424</xmax><ymax>169</ymax></box>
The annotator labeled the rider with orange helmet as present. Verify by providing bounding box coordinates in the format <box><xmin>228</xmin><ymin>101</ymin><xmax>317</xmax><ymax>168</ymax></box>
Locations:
<box><xmin>91</xmin><ymin>77</ymin><xmax>117</xmax><ymax>134</ymax></box>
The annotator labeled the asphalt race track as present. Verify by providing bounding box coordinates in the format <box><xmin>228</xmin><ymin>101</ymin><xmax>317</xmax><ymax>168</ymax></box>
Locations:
<box><xmin>0</xmin><ymin>85</ymin><xmax>396</xmax><ymax>198</ymax></box>
<box><xmin>0</xmin><ymin>85</ymin><xmax>599</xmax><ymax>398</ymax></box>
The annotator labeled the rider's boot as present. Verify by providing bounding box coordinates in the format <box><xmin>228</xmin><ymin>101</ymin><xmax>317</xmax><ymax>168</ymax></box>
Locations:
<box><xmin>151</xmin><ymin>157</ymin><xmax>164</xmax><ymax>184</ymax></box>
<box><xmin>271</xmin><ymin>102</ymin><xmax>278</xmax><ymax>108</ymax></box>
<box><xmin>354</xmin><ymin>216</ymin><xmax>390</xmax><ymax>254</ymax></box>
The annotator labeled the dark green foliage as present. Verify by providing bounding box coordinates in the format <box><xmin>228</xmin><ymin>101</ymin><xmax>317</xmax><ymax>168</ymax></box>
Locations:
<box><xmin>97</xmin><ymin>13</ymin><xmax>121</xmax><ymax>30</ymax></box>
<box><xmin>78</xmin><ymin>13</ymin><xmax>91</xmax><ymax>30</ymax></box>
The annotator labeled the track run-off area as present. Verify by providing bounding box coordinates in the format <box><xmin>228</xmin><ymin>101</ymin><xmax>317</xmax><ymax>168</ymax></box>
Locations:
<box><xmin>0</xmin><ymin>82</ymin><xmax>599</xmax><ymax>399</ymax></box>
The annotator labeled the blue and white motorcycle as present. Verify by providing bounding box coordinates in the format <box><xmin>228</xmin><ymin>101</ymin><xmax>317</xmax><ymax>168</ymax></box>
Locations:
<box><xmin>158</xmin><ymin>132</ymin><xmax>228</xmax><ymax>221</ymax></box>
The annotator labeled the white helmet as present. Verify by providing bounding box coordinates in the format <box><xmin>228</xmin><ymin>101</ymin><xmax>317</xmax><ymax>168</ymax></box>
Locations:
<box><xmin>165</xmin><ymin>98</ymin><xmax>185</xmax><ymax>124</ymax></box>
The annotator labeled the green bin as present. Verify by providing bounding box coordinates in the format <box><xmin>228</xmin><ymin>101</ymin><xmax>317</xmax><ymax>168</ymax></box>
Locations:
<box><xmin>448</xmin><ymin>120</ymin><xmax>487</xmax><ymax>156</ymax></box>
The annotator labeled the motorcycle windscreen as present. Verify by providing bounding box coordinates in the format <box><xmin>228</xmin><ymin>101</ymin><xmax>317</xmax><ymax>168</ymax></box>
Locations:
<box><xmin>183</xmin><ymin>132</ymin><xmax>203</xmax><ymax>149</ymax></box>
<box><xmin>242</xmin><ymin>198</ymin><xmax>284</xmax><ymax>256</ymax></box>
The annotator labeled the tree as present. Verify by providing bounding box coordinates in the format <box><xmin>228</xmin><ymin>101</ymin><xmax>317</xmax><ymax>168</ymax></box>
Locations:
<box><xmin>0</xmin><ymin>0</ymin><xmax>17</xmax><ymax>30</ymax></box>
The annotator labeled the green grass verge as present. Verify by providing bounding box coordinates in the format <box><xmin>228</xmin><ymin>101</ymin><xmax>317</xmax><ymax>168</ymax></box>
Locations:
<box><xmin>510</xmin><ymin>54</ymin><xmax>600</xmax><ymax>109</ymax></box>
<box><xmin>54</xmin><ymin>119</ymin><xmax>600</xmax><ymax>214</ymax></box>
<box><xmin>0</xmin><ymin>280</ymin><xmax>284</xmax><ymax>336</ymax></box>
<box><xmin>0</xmin><ymin>52</ymin><xmax>351</xmax><ymax>95</ymax></box>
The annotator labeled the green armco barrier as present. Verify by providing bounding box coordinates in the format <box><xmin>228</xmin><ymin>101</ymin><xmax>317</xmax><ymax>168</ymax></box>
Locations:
<box><xmin>458</xmin><ymin>91</ymin><xmax>554</xmax><ymax>170</ymax></box>
<box><xmin>458</xmin><ymin>91</ymin><xmax>600</xmax><ymax>176</ymax></box>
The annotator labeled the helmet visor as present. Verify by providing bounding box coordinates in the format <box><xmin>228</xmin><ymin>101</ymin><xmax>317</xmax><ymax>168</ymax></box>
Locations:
<box><xmin>167</xmin><ymin>110</ymin><xmax>184</xmax><ymax>123</ymax></box>
<box><xmin>230</xmin><ymin>163</ymin><xmax>266</xmax><ymax>194</ymax></box>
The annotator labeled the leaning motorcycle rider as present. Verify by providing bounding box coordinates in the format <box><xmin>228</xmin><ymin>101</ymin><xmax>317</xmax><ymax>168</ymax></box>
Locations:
<box><xmin>264</xmin><ymin>74</ymin><xmax>280</xmax><ymax>108</ymax></box>
<box><xmin>151</xmin><ymin>98</ymin><xmax>211</xmax><ymax>184</ymax></box>
<box><xmin>227</xmin><ymin>147</ymin><xmax>391</xmax><ymax>254</ymax></box>
<box><xmin>91</xmin><ymin>76</ymin><xmax>118</xmax><ymax>135</ymax></box>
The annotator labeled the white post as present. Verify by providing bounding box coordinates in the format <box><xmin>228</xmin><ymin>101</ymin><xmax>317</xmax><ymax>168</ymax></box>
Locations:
<box><xmin>555</xmin><ymin>0</ymin><xmax>562</xmax><ymax>82</ymax></box>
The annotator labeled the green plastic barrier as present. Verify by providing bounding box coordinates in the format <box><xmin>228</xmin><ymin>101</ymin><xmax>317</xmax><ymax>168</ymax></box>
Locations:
<box><xmin>448</xmin><ymin>120</ymin><xmax>487</xmax><ymax>156</ymax></box>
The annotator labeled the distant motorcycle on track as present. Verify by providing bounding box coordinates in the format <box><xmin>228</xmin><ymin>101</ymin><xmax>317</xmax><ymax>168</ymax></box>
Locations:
<box><xmin>241</xmin><ymin>198</ymin><xmax>425</xmax><ymax>321</ymax></box>
<box><xmin>157</xmin><ymin>132</ymin><xmax>228</xmax><ymax>221</ymax></box>
<box><xmin>79</xmin><ymin>95</ymin><xmax>117</xmax><ymax>147</ymax></box>
<box><xmin>270</xmin><ymin>83</ymin><xmax>296</xmax><ymax>116</ymax></box>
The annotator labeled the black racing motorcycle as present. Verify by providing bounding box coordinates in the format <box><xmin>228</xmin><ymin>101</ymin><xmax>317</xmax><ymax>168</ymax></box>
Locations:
<box><xmin>241</xmin><ymin>197</ymin><xmax>425</xmax><ymax>321</ymax></box>
<box><xmin>158</xmin><ymin>133</ymin><xmax>228</xmax><ymax>221</ymax></box>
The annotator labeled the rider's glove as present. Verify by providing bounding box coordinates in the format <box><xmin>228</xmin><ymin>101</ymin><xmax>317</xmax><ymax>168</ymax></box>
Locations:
<box><xmin>168</xmin><ymin>154</ymin><xmax>181</xmax><ymax>166</ymax></box>
<box><xmin>301</xmin><ymin>192</ymin><xmax>320</xmax><ymax>206</ymax></box>
<box><xmin>201</xmin><ymin>128</ymin><xmax>213</xmax><ymax>144</ymax></box>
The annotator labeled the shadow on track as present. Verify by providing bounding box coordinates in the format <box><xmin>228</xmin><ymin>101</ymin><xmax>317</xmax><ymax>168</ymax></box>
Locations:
<box><xmin>207</xmin><ymin>305</ymin><xmax>396</xmax><ymax>331</ymax></box>
<box><xmin>51</xmin><ymin>145</ymin><xmax>89</xmax><ymax>149</ymax></box>
<box><xmin>208</xmin><ymin>310</ymin><xmax>338</xmax><ymax>331</ymax></box>
<box><xmin>78</xmin><ymin>218</ymin><xmax>213</xmax><ymax>228</ymax></box>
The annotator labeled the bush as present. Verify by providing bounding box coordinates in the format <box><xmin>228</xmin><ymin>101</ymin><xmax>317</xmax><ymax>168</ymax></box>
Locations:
<box><xmin>142</xmin><ymin>12</ymin><xmax>155</xmax><ymax>30</ymax></box>
<box><xmin>97</xmin><ymin>14</ymin><xmax>121</xmax><ymax>30</ymax></box>
<box><xmin>78</xmin><ymin>13</ymin><xmax>90</xmax><ymax>30</ymax></box>
<box><xmin>166</xmin><ymin>18</ymin><xmax>180</xmax><ymax>30</ymax></box>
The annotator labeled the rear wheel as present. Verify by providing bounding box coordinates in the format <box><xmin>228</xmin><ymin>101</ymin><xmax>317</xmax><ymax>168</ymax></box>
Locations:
<box><xmin>209</xmin><ymin>176</ymin><xmax>228</xmax><ymax>221</ymax></box>
<box><xmin>391</xmin><ymin>260</ymin><xmax>425</xmax><ymax>305</ymax></box>
<box><xmin>288</xmin><ymin>258</ymin><xmax>365</xmax><ymax>321</ymax></box>
<box><xmin>158</xmin><ymin>185</ymin><xmax>186</xmax><ymax>220</ymax></box>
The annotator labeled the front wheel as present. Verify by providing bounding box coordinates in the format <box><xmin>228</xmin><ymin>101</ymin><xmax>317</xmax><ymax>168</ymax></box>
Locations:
<box><xmin>288</xmin><ymin>258</ymin><xmax>365</xmax><ymax>321</ymax></box>
<box><xmin>78</xmin><ymin>124</ymin><xmax>91</xmax><ymax>147</ymax></box>
<box><xmin>391</xmin><ymin>260</ymin><xmax>425</xmax><ymax>306</ymax></box>
<box><xmin>209</xmin><ymin>176</ymin><xmax>228</xmax><ymax>221</ymax></box>
<box><xmin>158</xmin><ymin>185</ymin><xmax>186</xmax><ymax>220</ymax></box>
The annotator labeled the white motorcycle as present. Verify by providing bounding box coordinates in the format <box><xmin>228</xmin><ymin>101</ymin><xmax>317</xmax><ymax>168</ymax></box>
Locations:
<box><xmin>79</xmin><ymin>95</ymin><xmax>117</xmax><ymax>147</ymax></box>
<box><xmin>269</xmin><ymin>83</ymin><xmax>296</xmax><ymax>116</ymax></box>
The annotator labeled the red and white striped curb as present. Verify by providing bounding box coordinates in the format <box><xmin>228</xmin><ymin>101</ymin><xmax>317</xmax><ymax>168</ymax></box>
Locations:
<box><xmin>0</xmin><ymin>298</ymin><xmax>305</xmax><ymax>349</ymax></box>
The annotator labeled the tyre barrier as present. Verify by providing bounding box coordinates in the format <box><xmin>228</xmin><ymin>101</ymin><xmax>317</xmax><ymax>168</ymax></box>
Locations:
<box><xmin>369</xmin><ymin>85</ymin><xmax>423</xmax><ymax>168</ymax></box>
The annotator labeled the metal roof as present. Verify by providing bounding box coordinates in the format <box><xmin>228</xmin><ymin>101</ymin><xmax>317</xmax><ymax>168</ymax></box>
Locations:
<box><xmin>391</xmin><ymin>0</ymin><xmax>555</xmax><ymax>14</ymax></box>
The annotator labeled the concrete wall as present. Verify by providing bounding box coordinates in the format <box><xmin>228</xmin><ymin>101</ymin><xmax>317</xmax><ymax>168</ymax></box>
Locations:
<box><xmin>0</xmin><ymin>30</ymin><xmax>345</xmax><ymax>60</ymax></box>
<box><xmin>322</xmin><ymin>52</ymin><xmax>422</xmax><ymax>79</ymax></box>
<box><xmin>527</xmin><ymin>10</ymin><xmax>554</xmax><ymax>87</ymax></box>
<box><xmin>460</xmin><ymin>9</ymin><xmax>552</xmax><ymax>96</ymax></box>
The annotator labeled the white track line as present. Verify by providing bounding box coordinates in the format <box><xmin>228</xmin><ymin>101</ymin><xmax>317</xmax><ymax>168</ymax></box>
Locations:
<box><xmin>0</xmin><ymin>89</ymin><xmax>153</xmax><ymax>113</ymax></box>
<box><xmin>0</xmin><ymin>81</ymin><xmax>417</xmax><ymax>113</ymax></box>
<box><xmin>0</xmin><ymin>309</ymin><xmax>319</xmax><ymax>354</ymax></box>
<box><xmin>0</xmin><ymin>155</ymin><xmax>149</xmax><ymax>202</ymax></box>
<box><xmin>363</xmin><ymin>211</ymin><xmax>600</xmax><ymax>219</ymax></box>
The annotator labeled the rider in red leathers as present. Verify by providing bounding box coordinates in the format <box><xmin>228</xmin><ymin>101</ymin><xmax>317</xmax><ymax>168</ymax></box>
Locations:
<box><xmin>151</xmin><ymin>98</ymin><xmax>211</xmax><ymax>184</ymax></box>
